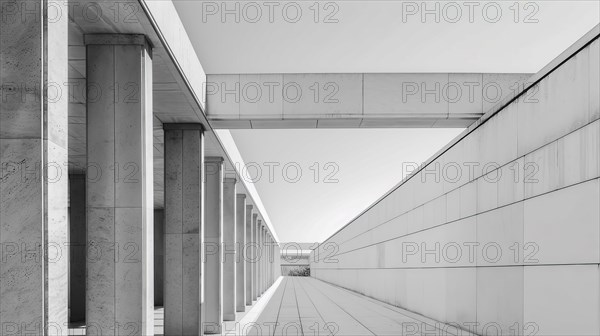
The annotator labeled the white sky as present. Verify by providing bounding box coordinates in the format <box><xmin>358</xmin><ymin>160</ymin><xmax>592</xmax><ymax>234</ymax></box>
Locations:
<box><xmin>222</xmin><ymin>128</ymin><xmax>463</xmax><ymax>242</ymax></box>
<box><xmin>175</xmin><ymin>1</ymin><xmax>600</xmax><ymax>242</ymax></box>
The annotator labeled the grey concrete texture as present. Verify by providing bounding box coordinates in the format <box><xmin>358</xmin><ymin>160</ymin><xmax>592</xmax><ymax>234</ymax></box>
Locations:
<box><xmin>0</xmin><ymin>0</ymin><xmax>69</xmax><ymax>333</ymax></box>
<box><xmin>164</xmin><ymin>127</ymin><xmax>204</xmax><ymax>335</ymax></box>
<box><xmin>207</xmin><ymin>73</ymin><xmax>532</xmax><ymax>129</ymax></box>
<box><xmin>84</xmin><ymin>37</ymin><xmax>155</xmax><ymax>336</ymax></box>
<box><xmin>312</xmin><ymin>31</ymin><xmax>600</xmax><ymax>336</ymax></box>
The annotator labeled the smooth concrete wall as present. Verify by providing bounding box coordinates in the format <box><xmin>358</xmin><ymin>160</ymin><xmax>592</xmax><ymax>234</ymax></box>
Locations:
<box><xmin>311</xmin><ymin>33</ymin><xmax>600</xmax><ymax>336</ymax></box>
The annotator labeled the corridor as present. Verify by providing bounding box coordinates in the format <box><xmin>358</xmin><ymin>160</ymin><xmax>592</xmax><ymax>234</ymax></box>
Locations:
<box><xmin>245</xmin><ymin>277</ymin><xmax>474</xmax><ymax>336</ymax></box>
<box><xmin>1</xmin><ymin>1</ymin><xmax>598</xmax><ymax>335</ymax></box>
<box><xmin>69</xmin><ymin>277</ymin><xmax>473</xmax><ymax>336</ymax></box>
<box><xmin>248</xmin><ymin>277</ymin><xmax>471</xmax><ymax>336</ymax></box>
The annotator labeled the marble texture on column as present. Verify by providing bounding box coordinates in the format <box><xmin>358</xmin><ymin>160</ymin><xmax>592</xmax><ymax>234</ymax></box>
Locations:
<box><xmin>69</xmin><ymin>175</ymin><xmax>86</xmax><ymax>323</ymax></box>
<box><xmin>0</xmin><ymin>1</ymin><xmax>69</xmax><ymax>334</ymax></box>
<box><xmin>163</xmin><ymin>124</ymin><xmax>204</xmax><ymax>336</ymax></box>
<box><xmin>85</xmin><ymin>34</ymin><xmax>154</xmax><ymax>336</ymax></box>
<box><xmin>245</xmin><ymin>205</ymin><xmax>254</xmax><ymax>306</ymax></box>
<box><xmin>252</xmin><ymin>214</ymin><xmax>259</xmax><ymax>300</ymax></box>
<box><xmin>204</xmin><ymin>157</ymin><xmax>224</xmax><ymax>334</ymax></box>
<box><xmin>236</xmin><ymin>195</ymin><xmax>247</xmax><ymax>312</ymax></box>
<box><xmin>222</xmin><ymin>178</ymin><xmax>237</xmax><ymax>321</ymax></box>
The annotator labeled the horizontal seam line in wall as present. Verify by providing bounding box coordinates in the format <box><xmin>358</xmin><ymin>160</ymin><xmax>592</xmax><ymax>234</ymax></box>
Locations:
<box><xmin>324</xmin><ymin>117</ymin><xmax>600</xmax><ymax>251</ymax></box>
<box><xmin>313</xmin><ymin>263</ymin><xmax>600</xmax><ymax>270</ymax></box>
<box><xmin>318</xmin><ymin>31</ymin><xmax>600</xmax><ymax>245</ymax></box>
<box><xmin>330</xmin><ymin>176</ymin><xmax>600</xmax><ymax>258</ymax></box>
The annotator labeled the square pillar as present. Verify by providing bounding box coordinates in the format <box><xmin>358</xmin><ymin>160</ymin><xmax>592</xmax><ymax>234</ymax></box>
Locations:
<box><xmin>252</xmin><ymin>214</ymin><xmax>259</xmax><ymax>300</ymax></box>
<box><xmin>267</xmin><ymin>234</ymin><xmax>272</xmax><ymax>286</ymax></box>
<box><xmin>163</xmin><ymin>124</ymin><xmax>204</xmax><ymax>336</ymax></box>
<box><xmin>204</xmin><ymin>157</ymin><xmax>224</xmax><ymax>334</ymax></box>
<box><xmin>274</xmin><ymin>243</ymin><xmax>280</xmax><ymax>279</ymax></box>
<box><xmin>258</xmin><ymin>220</ymin><xmax>264</xmax><ymax>295</ymax></box>
<box><xmin>85</xmin><ymin>34</ymin><xmax>154</xmax><ymax>336</ymax></box>
<box><xmin>245</xmin><ymin>205</ymin><xmax>253</xmax><ymax>306</ymax></box>
<box><xmin>267</xmin><ymin>234</ymin><xmax>273</xmax><ymax>286</ymax></box>
<box><xmin>271</xmin><ymin>237</ymin><xmax>276</xmax><ymax>283</ymax></box>
<box><xmin>271</xmin><ymin>236</ymin><xmax>275</xmax><ymax>285</ymax></box>
<box><xmin>0</xmin><ymin>1</ymin><xmax>68</xmax><ymax>334</ymax></box>
<box><xmin>262</xmin><ymin>226</ymin><xmax>267</xmax><ymax>293</ymax></box>
<box><xmin>236</xmin><ymin>195</ymin><xmax>247</xmax><ymax>312</ymax></box>
<box><xmin>222</xmin><ymin>177</ymin><xmax>237</xmax><ymax>321</ymax></box>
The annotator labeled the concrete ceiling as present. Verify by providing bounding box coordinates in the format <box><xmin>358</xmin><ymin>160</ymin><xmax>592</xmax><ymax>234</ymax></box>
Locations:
<box><xmin>173</xmin><ymin>1</ymin><xmax>600</xmax><ymax>74</ymax></box>
<box><xmin>66</xmin><ymin>0</ymin><xmax>278</xmax><ymax>238</ymax></box>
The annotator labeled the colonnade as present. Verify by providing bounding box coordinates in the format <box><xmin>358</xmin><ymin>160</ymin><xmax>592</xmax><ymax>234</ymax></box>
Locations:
<box><xmin>86</xmin><ymin>34</ymin><xmax>280</xmax><ymax>336</ymax></box>
<box><xmin>0</xmin><ymin>18</ymin><xmax>278</xmax><ymax>334</ymax></box>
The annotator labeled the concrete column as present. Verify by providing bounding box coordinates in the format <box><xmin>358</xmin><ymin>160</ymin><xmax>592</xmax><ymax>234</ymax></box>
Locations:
<box><xmin>154</xmin><ymin>209</ymin><xmax>164</xmax><ymax>307</ymax></box>
<box><xmin>69</xmin><ymin>175</ymin><xmax>86</xmax><ymax>323</ymax></box>
<box><xmin>263</xmin><ymin>227</ymin><xmax>268</xmax><ymax>292</ymax></box>
<box><xmin>0</xmin><ymin>1</ymin><xmax>68</xmax><ymax>333</ymax></box>
<box><xmin>277</xmin><ymin>244</ymin><xmax>282</xmax><ymax>278</ymax></box>
<box><xmin>267</xmin><ymin>234</ymin><xmax>273</xmax><ymax>286</ymax></box>
<box><xmin>252</xmin><ymin>214</ymin><xmax>259</xmax><ymax>301</ymax></box>
<box><xmin>267</xmin><ymin>234</ymin><xmax>272</xmax><ymax>286</ymax></box>
<box><xmin>236</xmin><ymin>194</ymin><xmax>247</xmax><ymax>312</ymax></box>
<box><xmin>271</xmin><ymin>236</ymin><xmax>275</xmax><ymax>284</ymax></box>
<box><xmin>258</xmin><ymin>220</ymin><xmax>264</xmax><ymax>295</ymax></box>
<box><xmin>273</xmin><ymin>242</ymin><xmax>280</xmax><ymax>279</ymax></box>
<box><xmin>245</xmin><ymin>205</ymin><xmax>253</xmax><ymax>306</ymax></box>
<box><xmin>204</xmin><ymin>157</ymin><xmax>224</xmax><ymax>334</ymax></box>
<box><xmin>272</xmin><ymin>238</ymin><xmax>276</xmax><ymax>283</ymax></box>
<box><xmin>222</xmin><ymin>178</ymin><xmax>237</xmax><ymax>321</ymax></box>
<box><xmin>163</xmin><ymin>124</ymin><xmax>204</xmax><ymax>336</ymax></box>
<box><xmin>265</xmin><ymin>234</ymin><xmax>269</xmax><ymax>287</ymax></box>
<box><xmin>85</xmin><ymin>34</ymin><xmax>154</xmax><ymax>336</ymax></box>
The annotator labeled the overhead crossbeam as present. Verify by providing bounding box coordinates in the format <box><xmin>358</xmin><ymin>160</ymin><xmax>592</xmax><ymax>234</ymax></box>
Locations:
<box><xmin>206</xmin><ymin>73</ymin><xmax>531</xmax><ymax>129</ymax></box>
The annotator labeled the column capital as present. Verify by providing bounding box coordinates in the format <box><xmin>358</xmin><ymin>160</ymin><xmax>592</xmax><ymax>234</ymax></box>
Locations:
<box><xmin>246</xmin><ymin>204</ymin><xmax>253</xmax><ymax>211</ymax></box>
<box><xmin>252</xmin><ymin>213</ymin><xmax>258</xmax><ymax>220</ymax></box>
<box><xmin>163</xmin><ymin>123</ymin><xmax>204</xmax><ymax>131</ymax></box>
<box><xmin>224</xmin><ymin>177</ymin><xmax>237</xmax><ymax>184</ymax></box>
<box><xmin>205</xmin><ymin>156</ymin><xmax>224</xmax><ymax>163</ymax></box>
<box><xmin>236</xmin><ymin>193</ymin><xmax>246</xmax><ymax>199</ymax></box>
<box><xmin>84</xmin><ymin>34</ymin><xmax>153</xmax><ymax>52</ymax></box>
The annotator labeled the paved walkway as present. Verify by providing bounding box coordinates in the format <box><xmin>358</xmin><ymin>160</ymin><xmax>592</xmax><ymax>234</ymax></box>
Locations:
<box><xmin>246</xmin><ymin>277</ymin><xmax>474</xmax><ymax>336</ymax></box>
<box><xmin>70</xmin><ymin>277</ymin><xmax>473</xmax><ymax>335</ymax></box>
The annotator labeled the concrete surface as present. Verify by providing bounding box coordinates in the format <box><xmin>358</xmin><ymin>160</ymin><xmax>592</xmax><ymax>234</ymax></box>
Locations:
<box><xmin>207</xmin><ymin>73</ymin><xmax>531</xmax><ymax>129</ymax></box>
<box><xmin>311</xmin><ymin>27</ymin><xmax>600</xmax><ymax>336</ymax></box>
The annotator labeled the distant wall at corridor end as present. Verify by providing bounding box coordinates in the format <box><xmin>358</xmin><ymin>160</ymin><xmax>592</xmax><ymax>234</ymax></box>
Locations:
<box><xmin>311</xmin><ymin>27</ymin><xmax>600</xmax><ymax>336</ymax></box>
